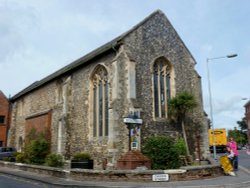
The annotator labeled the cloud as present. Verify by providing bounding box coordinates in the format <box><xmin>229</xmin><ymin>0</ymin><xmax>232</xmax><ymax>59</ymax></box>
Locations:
<box><xmin>0</xmin><ymin>0</ymin><xmax>249</xmax><ymax>132</ymax></box>
<box><xmin>208</xmin><ymin>96</ymin><xmax>245</xmax><ymax>129</ymax></box>
<box><xmin>0</xmin><ymin>1</ymin><xmax>39</xmax><ymax>64</ymax></box>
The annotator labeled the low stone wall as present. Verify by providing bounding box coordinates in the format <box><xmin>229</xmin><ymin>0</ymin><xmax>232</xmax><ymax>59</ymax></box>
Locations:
<box><xmin>0</xmin><ymin>161</ymin><xmax>224</xmax><ymax>182</ymax></box>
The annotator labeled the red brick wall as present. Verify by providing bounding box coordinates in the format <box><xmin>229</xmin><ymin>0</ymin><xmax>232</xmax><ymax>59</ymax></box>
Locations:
<box><xmin>0</xmin><ymin>91</ymin><xmax>9</xmax><ymax>146</ymax></box>
<box><xmin>0</xmin><ymin>126</ymin><xmax>7</xmax><ymax>146</ymax></box>
<box><xmin>25</xmin><ymin>111</ymin><xmax>52</xmax><ymax>141</ymax></box>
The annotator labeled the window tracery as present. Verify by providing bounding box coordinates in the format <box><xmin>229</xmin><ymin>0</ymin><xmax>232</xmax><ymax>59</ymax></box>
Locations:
<box><xmin>153</xmin><ymin>57</ymin><xmax>172</xmax><ymax>118</ymax></box>
<box><xmin>92</xmin><ymin>65</ymin><xmax>109</xmax><ymax>137</ymax></box>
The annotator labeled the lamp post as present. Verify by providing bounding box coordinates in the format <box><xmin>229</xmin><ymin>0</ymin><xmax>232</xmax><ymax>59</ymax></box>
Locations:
<box><xmin>206</xmin><ymin>54</ymin><xmax>237</xmax><ymax>160</ymax></box>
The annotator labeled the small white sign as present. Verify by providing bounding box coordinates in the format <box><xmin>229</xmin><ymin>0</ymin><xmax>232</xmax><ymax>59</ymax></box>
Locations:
<box><xmin>123</xmin><ymin>118</ymin><xmax>143</xmax><ymax>124</ymax></box>
<box><xmin>152</xmin><ymin>174</ymin><xmax>169</xmax><ymax>182</ymax></box>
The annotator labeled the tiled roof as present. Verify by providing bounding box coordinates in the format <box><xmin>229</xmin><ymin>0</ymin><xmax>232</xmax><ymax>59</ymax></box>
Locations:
<box><xmin>11</xmin><ymin>10</ymin><xmax>164</xmax><ymax>101</ymax></box>
<box><xmin>11</xmin><ymin>10</ymin><xmax>196</xmax><ymax>101</ymax></box>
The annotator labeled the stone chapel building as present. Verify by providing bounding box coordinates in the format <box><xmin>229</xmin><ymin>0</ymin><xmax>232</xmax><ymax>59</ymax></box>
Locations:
<box><xmin>8</xmin><ymin>10</ymin><xmax>209</xmax><ymax>169</ymax></box>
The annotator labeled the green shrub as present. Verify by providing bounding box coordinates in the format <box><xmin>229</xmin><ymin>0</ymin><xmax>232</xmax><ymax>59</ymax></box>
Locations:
<box><xmin>175</xmin><ymin>138</ymin><xmax>187</xmax><ymax>156</ymax></box>
<box><xmin>23</xmin><ymin>128</ymin><xmax>50</xmax><ymax>165</ymax></box>
<box><xmin>3</xmin><ymin>157</ymin><xmax>11</xmax><ymax>161</ymax></box>
<box><xmin>72</xmin><ymin>152</ymin><xmax>91</xmax><ymax>161</ymax></box>
<box><xmin>142</xmin><ymin>136</ymin><xmax>182</xmax><ymax>169</ymax></box>
<box><xmin>45</xmin><ymin>153</ymin><xmax>64</xmax><ymax>167</ymax></box>
<box><xmin>15</xmin><ymin>152</ymin><xmax>26</xmax><ymax>163</ymax></box>
<box><xmin>25</xmin><ymin>138</ymin><xmax>50</xmax><ymax>164</ymax></box>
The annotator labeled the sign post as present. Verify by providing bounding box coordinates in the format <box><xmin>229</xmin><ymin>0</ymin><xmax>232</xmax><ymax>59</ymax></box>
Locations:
<box><xmin>123</xmin><ymin>111</ymin><xmax>142</xmax><ymax>150</ymax></box>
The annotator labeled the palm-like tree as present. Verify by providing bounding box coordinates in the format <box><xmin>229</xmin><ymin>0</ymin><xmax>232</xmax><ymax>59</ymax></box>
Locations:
<box><xmin>168</xmin><ymin>91</ymin><xmax>197</xmax><ymax>156</ymax></box>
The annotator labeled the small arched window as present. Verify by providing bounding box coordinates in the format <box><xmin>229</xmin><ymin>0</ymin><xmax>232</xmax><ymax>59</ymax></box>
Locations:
<box><xmin>91</xmin><ymin>65</ymin><xmax>109</xmax><ymax>137</ymax></box>
<box><xmin>153</xmin><ymin>57</ymin><xmax>172</xmax><ymax>118</ymax></box>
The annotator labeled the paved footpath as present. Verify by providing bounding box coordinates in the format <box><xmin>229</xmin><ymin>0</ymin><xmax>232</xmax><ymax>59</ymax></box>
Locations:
<box><xmin>0</xmin><ymin>166</ymin><xmax>250</xmax><ymax>188</ymax></box>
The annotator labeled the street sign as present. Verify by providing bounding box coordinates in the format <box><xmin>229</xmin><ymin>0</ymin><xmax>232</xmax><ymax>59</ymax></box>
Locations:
<box><xmin>123</xmin><ymin>118</ymin><xmax>142</xmax><ymax>124</ymax></box>
<box><xmin>152</xmin><ymin>174</ymin><xmax>169</xmax><ymax>182</ymax></box>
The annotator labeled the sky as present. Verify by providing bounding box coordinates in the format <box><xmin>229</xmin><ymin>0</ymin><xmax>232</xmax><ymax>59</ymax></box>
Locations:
<box><xmin>1</xmin><ymin>0</ymin><xmax>250</xmax><ymax>131</ymax></box>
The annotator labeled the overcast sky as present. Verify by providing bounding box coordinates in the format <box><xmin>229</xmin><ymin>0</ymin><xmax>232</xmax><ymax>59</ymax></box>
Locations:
<box><xmin>1</xmin><ymin>0</ymin><xmax>249</xmax><ymax>131</ymax></box>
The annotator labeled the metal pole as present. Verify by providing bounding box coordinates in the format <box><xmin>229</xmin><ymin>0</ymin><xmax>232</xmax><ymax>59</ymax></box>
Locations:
<box><xmin>206</xmin><ymin>53</ymin><xmax>237</xmax><ymax>160</ymax></box>
<box><xmin>206</xmin><ymin>58</ymin><xmax>217</xmax><ymax>160</ymax></box>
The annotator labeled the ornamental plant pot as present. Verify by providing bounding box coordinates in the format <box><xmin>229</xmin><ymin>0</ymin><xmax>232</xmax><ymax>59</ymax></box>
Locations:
<box><xmin>71</xmin><ymin>159</ymin><xmax>94</xmax><ymax>169</ymax></box>
<box><xmin>71</xmin><ymin>152</ymin><xmax>94</xmax><ymax>169</ymax></box>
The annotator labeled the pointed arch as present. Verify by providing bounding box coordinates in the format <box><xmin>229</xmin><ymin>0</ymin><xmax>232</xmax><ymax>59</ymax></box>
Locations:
<box><xmin>153</xmin><ymin>57</ymin><xmax>173</xmax><ymax>119</ymax></box>
<box><xmin>90</xmin><ymin>65</ymin><xmax>109</xmax><ymax>137</ymax></box>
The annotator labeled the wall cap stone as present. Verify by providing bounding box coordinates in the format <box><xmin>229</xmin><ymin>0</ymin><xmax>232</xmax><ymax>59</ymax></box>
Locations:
<box><xmin>0</xmin><ymin>161</ymin><xmax>223</xmax><ymax>182</ymax></box>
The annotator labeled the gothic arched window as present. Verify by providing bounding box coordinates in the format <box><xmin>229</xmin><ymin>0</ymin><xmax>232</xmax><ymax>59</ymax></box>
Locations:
<box><xmin>153</xmin><ymin>57</ymin><xmax>172</xmax><ymax>118</ymax></box>
<box><xmin>92</xmin><ymin>65</ymin><xmax>109</xmax><ymax>137</ymax></box>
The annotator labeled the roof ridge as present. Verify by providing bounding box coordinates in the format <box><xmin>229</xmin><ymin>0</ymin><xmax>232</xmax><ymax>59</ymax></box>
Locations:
<box><xmin>11</xmin><ymin>10</ymin><xmax>167</xmax><ymax>100</ymax></box>
<box><xmin>118</xmin><ymin>9</ymin><xmax>164</xmax><ymax>39</ymax></box>
<box><xmin>0</xmin><ymin>90</ymin><xmax>9</xmax><ymax>100</ymax></box>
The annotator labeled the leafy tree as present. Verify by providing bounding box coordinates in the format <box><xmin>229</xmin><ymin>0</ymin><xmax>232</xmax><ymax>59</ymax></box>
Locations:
<box><xmin>228</xmin><ymin>117</ymin><xmax>248</xmax><ymax>146</ymax></box>
<box><xmin>168</xmin><ymin>91</ymin><xmax>197</xmax><ymax>156</ymax></box>
<box><xmin>228</xmin><ymin>127</ymin><xmax>248</xmax><ymax>145</ymax></box>
<box><xmin>237</xmin><ymin>117</ymin><xmax>247</xmax><ymax>131</ymax></box>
